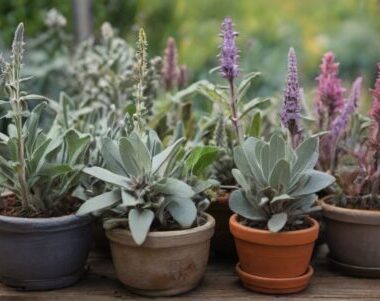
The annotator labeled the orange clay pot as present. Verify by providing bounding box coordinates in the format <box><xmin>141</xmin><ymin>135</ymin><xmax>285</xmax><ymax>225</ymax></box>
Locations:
<box><xmin>207</xmin><ymin>192</ymin><xmax>237</xmax><ymax>260</ymax></box>
<box><xmin>229</xmin><ymin>214</ymin><xmax>319</xmax><ymax>294</ymax></box>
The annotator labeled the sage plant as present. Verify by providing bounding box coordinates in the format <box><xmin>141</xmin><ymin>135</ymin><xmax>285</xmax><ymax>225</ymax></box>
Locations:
<box><xmin>218</xmin><ymin>17</ymin><xmax>243</xmax><ymax>144</ymax></box>
<box><xmin>281</xmin><ymin>48</ymin><xmax>304</xmax><ymax>148</ymax></box>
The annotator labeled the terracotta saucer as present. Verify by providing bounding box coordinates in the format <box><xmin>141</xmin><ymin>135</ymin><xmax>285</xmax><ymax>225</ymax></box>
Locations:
<box><xmin>236</xmin><ymin>263</ymin><xmax>314</xmax><ymax>294</ymax></box>
<box><xmin>327</xmin><ymin>253</ymin><xmax>380</xmax><ymax>278</ymax></box>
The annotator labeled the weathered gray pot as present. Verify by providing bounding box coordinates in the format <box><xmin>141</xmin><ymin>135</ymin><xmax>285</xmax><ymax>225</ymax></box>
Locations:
<box><xmin>106</xmin><ymin>213</ymin><xmax>215</xmax><ymax>297</ymax></box>
<box><xmin>322</xmin><ymin>198</ymin><xmax>380</xmax><ymax>277</ymax></box>
<box><xmin>0</xmin><ymin>214</ymin><xmax>92</xmax><ymax>290</ymax></box>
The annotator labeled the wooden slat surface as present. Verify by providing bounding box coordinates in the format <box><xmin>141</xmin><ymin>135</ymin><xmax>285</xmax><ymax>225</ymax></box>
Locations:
<box><xmin>0</xmin><ymin>246</ymin><xmax>379</xmax><ymax>300</ymax></box>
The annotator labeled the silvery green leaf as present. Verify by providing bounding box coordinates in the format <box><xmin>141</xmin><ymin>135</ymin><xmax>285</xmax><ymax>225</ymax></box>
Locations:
<box><xmin>153</xmin><ymin>178</ymin><xmax>194</xmax><ymax>198</ymax></box>
<box><xmin>291</xmin><ymin>171</ymin><xmax>335</xmax><ymax>197</ymax></box>
<box><xmin>260</xmin><ymin>144</ymin><xmax>270</xmax><ymax>178</ymax></box>
<box><xmin>83</xmin><ymin>166</ymin><xmax>131</xmax><ymax>189</ymax></box>
<box><xmin>152</xmin><ymin>137</ymin><xmax>185</xmax><ymax>176</ymax></box>
<box><xmin>268</xmin><ymin>134</ymin><xmax>285</xmax><ymax>172</ymax></box>
<box><xmin>291</xmin><ymin>136</ymin><xmax>319</xmax><ymax>181</ymax></box>
<box><xmin>240</xmin><ymin>97</ymin><xmax>270</xmax><ymax>118</ymax></box>
<box><xmin>101</xmin><ymin>137</ymin><xmax>127</xmax><ymax>175</ymax></box>
<box><xmin>237</xmin><ymin>72</ymin><xmax>260</xmax><ymax>100</ymax></box>
<box><xmin>121</xmin><ymin>189</ymin><xmax>140</xmax><ymax>206</ymax></box>
<box><xmin>267</xmin><ymin>213</ymin><xmax>287</xmax><ymax>232</ymax></box>
<box><xmin>192</xmin><ymin>179</ymin><xmax>219</xmax><ymax>194</ymax></box>
<box><xmin>259</xmin><ymin>197</ymin><xmax>269</xmax><ymax>207</ymax></box>
<box><xmin>232</xmin><ymin>168</ymin><xmax>249</xmax><ymax>190</ymax></box>
<box><xmin>119</xmin><ymin>137</ymin><xmax>142</xmax><ymax>177</ymax></box>
<box><xmin>24</xmin><ymin>102</ymin><xmax>46</xmax><ymax>152</ymax></box>
<box><xmin>64</xmin><ymin>129</ymin><xmax>91</xmax><ymax>164</ymax></box>
<box><xmin>229</xmin><ymin>190</ymin><xmax>266</xmax><ymax>221</ymax></box>
<box><xmin>166</xmin><ymin>197</ymin><xmax>197</xmax><ymax>228</ymax></box>
<box><xmin>128</xmin><ymin>132</ymin><xmax>152</xmax><ymax>173</ymax></box>
<box><xmin>271</xmin><ymin>194</ymin><xmax>294</xmax><ymax>204</ymax></box>
<box><xmin>128</xmin><ymin>208</ymin><xmax>154</xmax><ymax>245</ymax></box>
<box><xmin>147</xmin><ymin>130</ymin><xmax>162</xmax><ymax>156</ymax></box>
<box><xmin>77</xmin><ymin>189</ymin><xmax>121</xmax><ymax>215</ymax></box>
<box><xmin>269</xmin><ymin>159</ymin><xmax>290</xmax><ymax>192</ymax></box>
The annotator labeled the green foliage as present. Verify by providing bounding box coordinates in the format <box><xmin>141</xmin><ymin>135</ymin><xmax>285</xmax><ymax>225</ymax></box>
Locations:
<box><xmin>77</xmin><ymin>131</ymin><xmax>216</xmax><ymax>245</ymax></box>
<box><xmin>0</xmin><ymin>24</ymin><xmax>91</xmax><ymax>213</ymax></box>
<box><xmin>229</xmin><ymin>133</ymin><xmax>335</xmax><ymax>232</ymax></box>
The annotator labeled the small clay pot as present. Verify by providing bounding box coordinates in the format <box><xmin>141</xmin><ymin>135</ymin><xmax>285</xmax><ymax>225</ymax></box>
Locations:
<box><xmin>0</xmin><ymin>214</ymin><xmax>92</xmax><ymax>290</ymax></box>
<box><xmin>229</xmin><ymin>214</ymin><xmax>319</xmax><ymax>294</ymax></box>
<box><xmin>106</xmin><ymin>213</ymin><xmax>215</xmax><ymax>297</ymax></box>
<box><xmin>321</xmin><ymin>198</ymin><xmax>380</xmax><ymax>277</ymax></box>
<box><xmin>207</xmin><ymin>192</ymin><xmax>236</xmax><ymax>260</ymax></box>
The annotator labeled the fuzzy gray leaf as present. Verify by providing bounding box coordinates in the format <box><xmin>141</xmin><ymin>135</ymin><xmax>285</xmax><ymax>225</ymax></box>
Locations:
<box><xmin>267</xmin><ymin>213</ymin><xmax>287</xmax><ymax>232</ymax></box>
<box><xmin>128</xmin><ymin>208</ymin><xmax>154</xmax><ymax>245</ymax></box>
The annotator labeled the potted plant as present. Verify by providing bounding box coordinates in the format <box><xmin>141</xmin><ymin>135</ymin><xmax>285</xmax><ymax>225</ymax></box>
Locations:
<box><xmin>184</xmin><ymin>17</ymin><xmax>270</xmax><ymax>259</ymax></box>
<box><xmin>0</xmin><ymin>24</ymin><xmax>92</xmax><ymax>290</ymax></box>
<box><xmin>77</xmin><ymin>129</ymin><xmax>215</xmax><ymax>296</ymax></box>
<box><xmin>228</xmin><ymin>48</ymin><xmax>335</xmax><ymax>294</ymax></box>
<box><xmin>321</xmin><ymin>64</ymin><xmax>380</xmax><ymax>277</ymax></box>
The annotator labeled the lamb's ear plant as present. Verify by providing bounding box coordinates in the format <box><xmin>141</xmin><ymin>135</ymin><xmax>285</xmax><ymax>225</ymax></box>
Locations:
<box><xmin>229</xmin><ymin>47</ymin><xmax>335</xmax><ymax>232</ymax></box>
<box><xmin>229</xmin><ymin>134</ymin><xmax>335</xmax><ymax>232</ymax></box>
<box><xmin>77</xmin><ymin>130</ymin><xmax>214</xmax><ymax>245</ymax></box>
<box><xmin>0</xmin><ymin>23</ymin><xmax>91</xmax><ymax>215</ymax></box>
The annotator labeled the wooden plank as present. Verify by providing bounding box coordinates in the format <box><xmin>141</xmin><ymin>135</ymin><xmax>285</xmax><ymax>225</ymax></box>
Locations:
<box><xmin>0</xmin><ymin>247</ymin><xmax>379</xmax><ymax>300</ymax></box>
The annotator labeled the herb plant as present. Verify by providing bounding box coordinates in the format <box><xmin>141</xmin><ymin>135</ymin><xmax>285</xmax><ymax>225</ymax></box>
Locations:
<box><xmin>229</xmin><ymin>134</ymin><xmax>335</xmax><ymax>232</ymax></box>
<box><xmin>77</xmin><ymin>130</ymin><xmax>216</xmax><ymax>245</ymax></box>
<box><xmin>0</xmin><ymin>23</ymin><xmax>91</xmax><ymax>216</ymax></box>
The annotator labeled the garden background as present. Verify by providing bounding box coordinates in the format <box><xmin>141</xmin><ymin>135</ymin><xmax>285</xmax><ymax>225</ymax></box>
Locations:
<box><xmin>0</xmin><ymin>0</ymin><xmax>378</xmax><ymax>110</ymax></box>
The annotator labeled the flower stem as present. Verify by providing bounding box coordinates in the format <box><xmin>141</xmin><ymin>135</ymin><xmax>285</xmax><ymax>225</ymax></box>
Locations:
<box><xmin>228</xmin><ymin>79</ymin><xmax>243</xmax><ymax>144</ymax></box>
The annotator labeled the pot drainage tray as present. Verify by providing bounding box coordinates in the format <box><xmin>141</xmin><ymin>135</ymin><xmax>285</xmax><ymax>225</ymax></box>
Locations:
<box><xmin>327</xmin><ymin>253</ymin><xmax>380</xmax><ymax>278</ymax></box>
<box><xmin>236</xmin><ymin>263</ymin><xmax>313</xmax><ymax>294</ymax></box>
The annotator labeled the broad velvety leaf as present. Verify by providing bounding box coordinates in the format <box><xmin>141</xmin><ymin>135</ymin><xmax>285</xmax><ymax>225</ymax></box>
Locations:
<box><xmin>267</xmin><ymin>213</ymin><xmax>287</xmax><ymax>232</ymax></box>
<box><xmin>291</xmin><ymin>170</ymin><xmax>335</xmax><ymax>197</ymax></box>
<box><xmin>229</xmin><ymin>190</ymin><xmax>266</xmax><ymax>221</ymax></box>
<box><xmin>166</xmin><ymin>197</ymin><xmax>197</xmax><ymax>228</ymax></box>
<box><xmin>128</xmin><ymin>208</ymin><xmax>154</xmax><ymax>245</ymax></box>
<box><xmin>77</xmin><ymin>190</ymin><xmax>121</xmax><ymax>215</ymax></box>
<box><xmin>152</xmin><ymin>138</ymin><xmax>185</xmax><ymax>176</ymax></box>
<box><xmin>232</xmin><ymin>169</ymin><xmax>249</xmax><ymax>190</ymax></box>
<box><xmin>153</xmin><ymin>178</ymin><xmax>194</xmax><ymax>198</ymax></box>
<box><xmin>83</xmin><ymin>166</ymin><xmax>131</xmax><ymax>189</ymax></box>
<box><xmin>269</xmin><ymin>159</ymin><xmax>290</xmax><ymax>192</ymax></box>
<box><xmin>119</xmin><ymin>137</ymin><xmax>142</xmax><ymax>177</ymax></box>
<box><xmin>292</xmin><ymin>136</ymin><xmax>319</xmax><ymax>179</ymax></box>
<box><xmin>101</xmin><ymin>137</ymin><xmax>127</xmax><ymax>175</ymax></box>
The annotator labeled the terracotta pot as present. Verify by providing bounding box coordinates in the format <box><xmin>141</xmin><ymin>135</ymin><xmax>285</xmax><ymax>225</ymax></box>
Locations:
<box><xmin>106</xmin><ymin>213</ymin><xmax>215</xmax><ymax>297</ymax></box>
<box><xmin>0</xmin><ymin>214</ymin><xmax>92</xmax><ymax>290</ymax></box>
<box><xmin>207</xmin><ymin>192</ymin><xmax>236</xmax><ymax>260</ymax></box>
<box><xmin>321</xmin><ymin>198</ymin><xmax>380</xmax><ymax>277</ymax></box>
<box><xmin>229</xmin><ymin>214</ymin><xmax>319</xmax><ymax>294</ymax></box>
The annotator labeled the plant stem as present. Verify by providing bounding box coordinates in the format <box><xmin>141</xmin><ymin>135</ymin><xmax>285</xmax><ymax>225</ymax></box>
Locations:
<box><xmin>228</xmin><ymin>79</ymin><xmax>243</xmax><ymax>144</ymax></box>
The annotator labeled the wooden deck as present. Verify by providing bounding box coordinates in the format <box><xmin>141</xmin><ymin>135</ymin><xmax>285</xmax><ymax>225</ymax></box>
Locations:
<box><xmin>0</xmin><ymin>246</ymin><xmax>379</xmax><ymax>300</ymax></box>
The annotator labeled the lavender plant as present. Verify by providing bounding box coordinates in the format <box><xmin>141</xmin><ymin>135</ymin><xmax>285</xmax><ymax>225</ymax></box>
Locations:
<box><xmin>332</xmin><ymin>66</ymin><xmax>380</xmax><ymax>209</ymax></box>
<box><xmin>0</xmin><ymin>24</ymin><xmax>91</xmax><ymax>216</ymax></box>
<box><xmin>281</xmin><ymin>48</ymin><xmax>304</xmax><ymax>149</ymax></box>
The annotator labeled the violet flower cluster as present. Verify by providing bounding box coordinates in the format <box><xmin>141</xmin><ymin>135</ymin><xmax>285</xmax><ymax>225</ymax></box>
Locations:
<box><xmin>370</xmin><ymin>64</ymin><xmax>380</xmax><ymax>146</ymax></box>
<box><xmin>315</xmin><ymin>52</ymin><xmax>346</xmax><ymax>130</ymax></box>
<box><xmin>162</xmin><ymin>37</ymin><xmax>178</xmax><ymax>91</ymax></box>
<box><xmin>218</xmin><ymin>17</ymin><xmax>243</xmax><ymax>143</ymax></box>
<box><xmin>218</xmin><ymin>17</ymin><xmax>240</xmax><ymax>82</ymax></box>
<box><xmin>162</xmin><ymin>37</ymin><xmax>188</xmax><ymax>91</ymax></box>
<box><xmin>329</xmin><ymin>77</ymin><xmax>362</xmax><ymax>144</ymax></box>
<box><xmin>281</xmin><ymin>47</ymin><xmax>303</xmax><ymax>148</ymax></box>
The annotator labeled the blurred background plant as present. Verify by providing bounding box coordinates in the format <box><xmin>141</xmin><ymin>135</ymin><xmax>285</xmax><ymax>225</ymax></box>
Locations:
<box><xmin>0</xmin><ymin>0</ymin><xmax>379</xmax><ymax>107</ymax></box>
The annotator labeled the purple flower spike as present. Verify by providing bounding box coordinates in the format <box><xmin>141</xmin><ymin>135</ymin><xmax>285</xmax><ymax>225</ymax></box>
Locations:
<box><xmin>219</xmin><ymin>17</ymin><xmax>239</xmax><ymax>81</ymax></box>
<box><xmin>315</xmin><ymin>51</ymin><xmax>346</xmax><ymax>129</ymax></box>
<box><xmin>330</xmin><ymin>77</ymin><xmax>362</xmax><ymax>142</ymax></box>
<box><xmin>370</xmin><ymin>64</ymin><xmax>380</xmax><ymax>145</ymax></box>
<box><xmin>281</xmin><ymin>47</ymin><xmax>303</xmax><ymax>148</ymax></box>
<box><xmin>162</xmin><ymin>37</ymin><xmax>178</xmax><ymax>91</ymax></box>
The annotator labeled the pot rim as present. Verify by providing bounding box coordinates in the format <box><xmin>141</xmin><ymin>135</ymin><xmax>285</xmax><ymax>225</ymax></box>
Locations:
<box><xmin>321</xmin><ymin>197</ymin><xmax>380</xmax><ymax>225</ymax></box>
<box><xmin>106</xmin><ymin>213</ymin><xmax>215</xmax><ymax>248</ymax></box>
<box><xmin>229</xmin><ymin>213</ymin><xmax>319</xmax><ymax>246</ymax></box>
<box><xmin>0</xmin><ymin>213</ymin><xmax>92</xmax><ymax>233</ymax></box>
